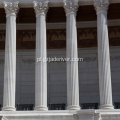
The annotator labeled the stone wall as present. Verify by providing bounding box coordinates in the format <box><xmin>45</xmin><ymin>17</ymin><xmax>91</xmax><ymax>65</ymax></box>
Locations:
<box><xmin>0</xmin><ymin>47</ymin><xmax>120</xmax><ymax>108</ymax></box>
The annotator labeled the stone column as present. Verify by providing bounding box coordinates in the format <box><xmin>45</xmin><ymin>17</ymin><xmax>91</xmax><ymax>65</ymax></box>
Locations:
<box><xmin>2</xmin><ymin>1</ymin><xmax>19</xmax><ymax>111</ymax></box>
<box><xmin>94</xmin><ymin>0</ymin><xmax>114</xmax><ymax>109</ymax></box>
<box><xmin>33</xmin><ymin>1</ymin><xmax>48</xmax><ymax>111</ymax></box>
<box><xmin>63</xmin><ymin>0</ymin><xmax>80</xmax><ymax>110</ymax></box>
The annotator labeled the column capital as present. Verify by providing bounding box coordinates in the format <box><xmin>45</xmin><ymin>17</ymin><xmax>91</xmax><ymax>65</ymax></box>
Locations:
<box><xmin>63</xmin><ymin>0</ymin><xmax>79</xmax><ymax>16</ymax></box>
<box><xmin>3</xmin><ymin>1</ymin><xmax>19</xmax><ymax>17</ymax></box>
<box><xmin>33</xmin><ymin>1</ymin><xmax>49</xmax><ymax>17</ymax></box>
<box><xmin>94</xmin><ymin>0</ymin><xmax>109</xmax><ymax>14</ymax></box>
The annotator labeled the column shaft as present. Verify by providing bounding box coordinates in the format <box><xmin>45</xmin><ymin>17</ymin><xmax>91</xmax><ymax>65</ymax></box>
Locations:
<box><xmin>64</xmin><ymin>0</ymin><xmax>80</xmax><ymax>110</ymax></box>
<box><xmin>2</xmin><ymin>1</ymin><xmax>19</xmax><ymax>111</ymax></box>
<box><xmin>33</xmin><ymin>1</ymin><xmax>48</xmax><ymax>111</ymax></box>
<box><xmin>94</xmin><ymin>0</ymin><xmax>114</xmax><ymax>109</ymax></box>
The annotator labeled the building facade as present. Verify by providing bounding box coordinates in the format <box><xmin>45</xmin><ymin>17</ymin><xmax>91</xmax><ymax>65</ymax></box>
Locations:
<box><xmin>0</xmin><ymin>0</ymin><xmax>120</xmax><ymax>120</ymax></box>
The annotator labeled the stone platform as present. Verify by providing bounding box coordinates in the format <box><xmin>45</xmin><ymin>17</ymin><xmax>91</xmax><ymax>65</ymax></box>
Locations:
<box><xmin>0</xmin><ymin>110</ymin><xmax>120</xmax><ymax>120</ymax></box>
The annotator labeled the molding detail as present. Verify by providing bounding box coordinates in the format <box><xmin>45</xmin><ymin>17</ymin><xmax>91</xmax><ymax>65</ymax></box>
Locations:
<box><xmin>18</xmin><ymin>31</ymin><xmax>36</xmax><ymax>40</ymax></box>
<box><xmin>83</xmin><ymin>56</ymin><xmax>120</xmax><ymax>62</ymax></box>
<box><xmin>63</xmin><ymin>0</ymin><xmax>79</xmax><ymax>16</ymax></box>
<box><xmin>0</xmin><ymin>59</ymin><xmax>4</xmax><ymax>64</ymax></box>
<box><xmin>110</xmin><ymin>56</ymin><xmax>120</xmax><ymax>61</ymax></box>
<box><xmin>94</xmin><ymin>0</ymin><xmax>109</xmax><ymax>14</ymax></box>
<box><xmin>0</xmin><ymin>32</ymin><xmax>5</xmax><ymax>39</ymax></box>
<box><xmin>3</xmin><ymin>1</ymin><xmax>19</xmax><ymax>17</ymax></box>
<box><xmin>22</xmin><ymin>59</ymin><xmax>35</xmax><ymax>64</ymax></box>
<box><xmin>33</xmin><ymin>1</ymin><xmax>49</xmax><ymax>17</ymax></box>
<box><xmin>84</xmin><ymin>57</ymin><xmax>97</xmax><ymax>62</ymax></box>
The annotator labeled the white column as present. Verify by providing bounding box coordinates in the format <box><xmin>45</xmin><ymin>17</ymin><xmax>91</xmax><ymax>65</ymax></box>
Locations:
<box><xmin>63</xmin><ymin>0</ymin><xmax>80</xmax><ymax>110</ymax></box>
<box><xmin>2</xmin><ymin>1</ymin><xmax>19</xmax><ymax>111</ymax></box>
<box><xmin>94</xmin><ymin>0</ymin><xmax>114</xmax><ymax>109</ymax></box>
<box><xmin>33</xmin><ymin>1</ymin><xmax>48</xmax><ymax>111</ymax></box>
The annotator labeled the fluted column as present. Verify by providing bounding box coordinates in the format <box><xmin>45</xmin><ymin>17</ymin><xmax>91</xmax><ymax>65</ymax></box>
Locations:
<box><xmin>33</xmin><ymin>1</ymin><xmax>48</xmax><ymax>111</ymax></box>
<box><xmin>94</xmin><ymin>0</ymin><xmax>114</xmax><ymax>109</ymax></box>
<box><xmin>63</xmin><ymin>0</ymin><xmax>80</xmax><ymax>110</ymax></box>
<box><xmin>2</xmin><ymin>1</ymin><xmax>19</xmax><ymax>111</ymax></box>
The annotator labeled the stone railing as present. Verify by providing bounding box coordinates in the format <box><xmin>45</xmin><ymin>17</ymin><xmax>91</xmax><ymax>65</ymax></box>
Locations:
<box><xmin>114</xmin><ymin>102</ymin><xmax>120</xmax><ymax>109</ymax></box>
<box><xmin>49</xmin><ymin>103</ymin><xmax>66</xmax><ymax>110</ymax></box>
<box><xmin>16</xmin><ymin>104</ymin><xmax>34</xmax><ymax>111</ymax></box>
<box><xmin>81</xmin><ymin>103</ymin><xmax>98</xmax><ymax>109</ymax></box>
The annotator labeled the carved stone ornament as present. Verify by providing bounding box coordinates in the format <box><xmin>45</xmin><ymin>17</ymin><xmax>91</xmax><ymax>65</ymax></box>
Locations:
<box><xmin>63</xmin><ymin>0</ymin><xmax>79</xmax><ymax>16</ymax></box>
<box><xmin>33</xmin><ymin>1</ymin><xmax>49</xmax><ymax>17</ymax></box>
<box><xmin>94</xmin><ymin>113</ymin><xmax>102</xmax><ymax>120</ymax></box>
<box><xmin>1</xmin><ymin>116</ymin><xmax>8</xmax><ymax>120</ymax></box>
<box><xmin>3</xmin><ymin>1</ymin><xmax>19</xmax><ymax>17</ymax></box>
<box><xmin>94</xmin><ymin>0</ymin><xmax>109</xmax><ymax>13</ymax></box>
<box><xmin>73</xmin><ymin>114</ymin><xmax>79</xmax><ymax>119</ymax></box>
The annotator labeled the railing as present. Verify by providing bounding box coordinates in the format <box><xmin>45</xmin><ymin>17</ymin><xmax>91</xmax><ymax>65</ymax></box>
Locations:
<box><xmin>16</xmin><ymin>104</ymin><xmax>34</xmax><ymax>111</ymax></box>
<box><xmin>81</xmin><ymin>103</ymin><xmax>98</xmax><ymax>109</ymax></box>
<box><xmin>49</xmin><ymin>103</ymin><xmax>66</xmax><ymax>110</ymax></box>
<box><xmin>114</xmin><ymin>102</ymin><xmax>120</xmax><ymax>109</ymax></box>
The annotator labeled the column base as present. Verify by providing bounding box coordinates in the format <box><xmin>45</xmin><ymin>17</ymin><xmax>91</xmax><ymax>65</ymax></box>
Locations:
<box><xmin>2</xmin><ymin>106</ymin><xmax>16</xmax><ymax>111</ymax></box>
<box><xmin>99</xmin><ymin>104</ymin><xmax>114</xmax><ymax>109</ymax></box>
<box><xmin>34</xmin><ymin>106</ymin><xmax>48</xmax><ymax>111</ymax></box>
<box><xmin>66</xmin><ymin>105</ymin><xmax>80</xmax><ymax>110</ymax></box>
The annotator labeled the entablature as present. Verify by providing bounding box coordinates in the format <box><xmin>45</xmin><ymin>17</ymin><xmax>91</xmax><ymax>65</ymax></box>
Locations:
<box><xmin>0</xmin><ymin>0</ymin><xmax>119</xmax><ymax>8</ymax></box>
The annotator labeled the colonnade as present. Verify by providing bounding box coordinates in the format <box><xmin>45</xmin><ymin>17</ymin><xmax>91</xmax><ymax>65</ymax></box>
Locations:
<box><xmin>2</xmin><ymin>0</ymin><xmax>114</xmax><ymax>111</ymax></box>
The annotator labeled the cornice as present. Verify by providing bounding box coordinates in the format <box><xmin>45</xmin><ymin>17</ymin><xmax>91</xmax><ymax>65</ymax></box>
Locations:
<box><xmin>0</xmin><ymin>0</ymin><xmax>119</xmax><ymax>8</ymax></box>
